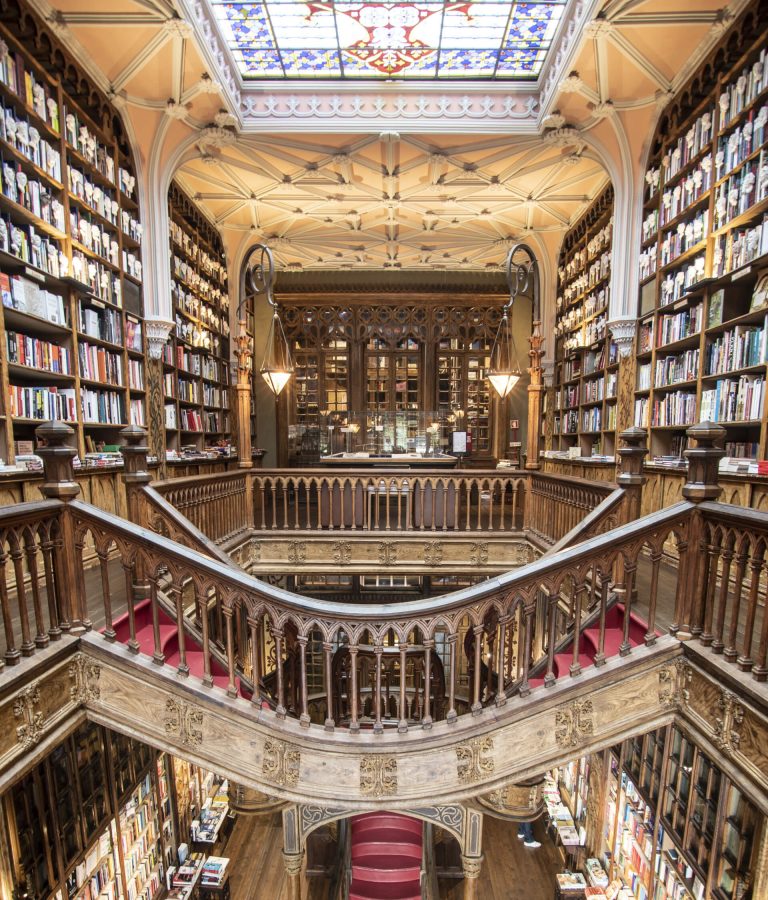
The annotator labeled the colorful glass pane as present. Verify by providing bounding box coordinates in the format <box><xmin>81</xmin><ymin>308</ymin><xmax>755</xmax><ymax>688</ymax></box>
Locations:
<box><xmin>208</xmin><ymin>0</ymin><xmax>568</xmax><ymax>78</ymax></box>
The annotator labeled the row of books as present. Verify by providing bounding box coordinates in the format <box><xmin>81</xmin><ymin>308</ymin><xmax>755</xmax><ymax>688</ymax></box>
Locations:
<box><xmin>128</xmin><ymin>359</ymin><xmax>143</xmax><ymax>390</ymax></box>
<box><xmin>9</xmin><ymin>384</ymin><xmax>76</xmax><ymax>420</ymax></box>
<box><xmin>664</xmin><ymin>107</ymin><xmax>714</xmax><ymax>179</ymax></box>
<box><xmin>705</xmin><ymin>320</ymin><xmax>768</xmax><ymax>374</ymax></box>
<box><xmin>1</xmin><ymin>163</ymin><xmax>66</xmax><ymax>230</ymax></box>
<box><xmin>80</xmin><ymin>306</ymin><xmax>122</xmax><ymax>345</ymax></box>
<box><xmin>700</xmin><ymin>375</ymin><xmax>764</xmax><ymax>422</ymax></box>
<box><xmin>655</xmin><ymin>349</ymin><xmax>700</xmax><ymax>386</ymax></box>
<box><xmin>656</xmin><ymin>305</ymin><xmax>703</xmax><ymax>347</ymax></box>
<box><xmin>7</xmin><ymin>329</ymin><xmax>71</xmax><ymax>372</ymax></box>
<box><xmin>0</xmin><ymin>219</ymin><xmax>62</xmax><ymax>274</ymax></box>
<box><xmin>71</xmin><ymin>252</ymin><xmax>121</xmax><ymax>305</ymax></box>
<box><xmin>0</xmin><ymin>103</ymin><xmax>62</xmax><ymax>180</ymax></box>
<box><xmin>715</xmin><ymin>103</ymin><xmax>767</xmax><ymax>181</ymax></box>
<box><xmin>81</xmin><ymin>388</ymin><xmax>125</xmax><ymax>425</ymax></box>
<box><xmin>79</xmin><ymin>342</ymin><xmax>122</xmax><ymax>385</ymax></box>
<box><xmin>649</xmin><ymin>391</ymin><xmax>698</xmax><ymax>427</ymax></box>
<box><xmin>712</xmin><ymin>212</ymin><xmax>768</xmax><ymax>277</ymax></box>
<box><xmin>0</xmin><ymin>273</ymin><xmax>66</xmax><ymax>324</ymax></box>
<box><xmin>0</xmin><ymin>44</ymin><xmax>61</xmax><ymax>131</ymax></box>
<box><xmin>659</xmin><ymin>156</ymin><xmax>711</xmax><ymax>227</ymax></box>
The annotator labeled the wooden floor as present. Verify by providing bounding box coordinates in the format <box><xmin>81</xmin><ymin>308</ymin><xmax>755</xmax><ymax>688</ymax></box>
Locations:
<box><xmin>225</xmin><ymin>812</ymin><xmax>333</xmax><ymax>900</ymax></box>
<box><xmin>222</xmin><ymin>812</ymin><xmax>561</xmax><ymax>899</ymax></box>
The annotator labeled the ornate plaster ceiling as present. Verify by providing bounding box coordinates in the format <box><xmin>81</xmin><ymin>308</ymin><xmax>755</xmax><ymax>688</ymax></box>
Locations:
<box><xmin>36</xmin><ymin>0</ymin><xmax>748</xmax><ymax>271</ymax></box>
<box><xmin>175</xmin><ymin>129</ymin><xmax>604</xmax><ymax>269</ymax></box>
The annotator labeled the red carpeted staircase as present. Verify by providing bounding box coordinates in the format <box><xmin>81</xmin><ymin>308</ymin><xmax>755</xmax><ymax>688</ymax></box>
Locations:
<box><xmin>529</xmin><ymin>603</ymin><xmax>651</xmax><ymax>689</ymax></box>
<box><xmin>350</xmin><ymin>813</ymin><xmax>423</xmax><ymax>900</ymax></box>
<box><xmin>109</xmin><ymin>598</ymin><xmax>245</xmax><ymax>695</ymax></box>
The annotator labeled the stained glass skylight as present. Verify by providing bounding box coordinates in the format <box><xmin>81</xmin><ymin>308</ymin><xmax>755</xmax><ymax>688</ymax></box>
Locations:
<box><xmin>208</xmin><ymin>1</ymin><xmax>568</xmax><ymax>79</ymax></box>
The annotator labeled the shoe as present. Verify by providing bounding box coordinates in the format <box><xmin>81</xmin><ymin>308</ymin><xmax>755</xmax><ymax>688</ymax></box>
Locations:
<box><xmin>524</xmin><ymin>840</ymin><xmax>541</xmax><ymax>849</ymax></box>
<box><xmin>517</xmin><ymin>833</ymin><xmax>525</xmax><ymax>840</ymax></box>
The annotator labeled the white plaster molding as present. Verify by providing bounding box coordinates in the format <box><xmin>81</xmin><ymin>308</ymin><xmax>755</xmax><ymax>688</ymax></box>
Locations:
<box><xmin>165</xmin><ymin>100</ymin><xmax>189</xmax><ymax>120</ymax></box>
<box><xmin>108</xmin><ymin>91</ymin><xmax>128</xmax><ymax>111</ymax></box>
<box><xmin>164</xmin><ymin>18</ymin><xmax>194</xmax><ymax>40</ymax></box>
<box><xmin>214</xmin><ymin>110</ymin><xmax>238</xmax><ymax>128</ymax></box>
<box><xmin>238</xmin><ymin>93</ymin><xmax>540</xmax><ymax>132</ymax></box>
<box><xmin>558</xmin><ymin>73</ymin><xmax>584</xmax><ymax>94</ymax></box>
<box><xmin>196</xmin><ymin>74</ymin><xmax>223</xmax><ymax>95</ymax></box>
<box><xmin>709</xmin><ymin>6</ymin><xmax>737</xmax><ymax>37</ymax></box>
<box><xmin>177</xmin><ymin>0</ymin><xmax>242</xmax><ymax>113</ymax></box>
<box><xmin>609</xmin><ymin>319</ymin><xmax>637</xmax><ymax>357</ymax></box>
<box><xmin>145</xmin><ymin>318</ymin><xmax>174</xmax><ymax>359</ymax></box>
<box><xmin>591</xmin><ymin>100</ymin><xmax>616</xmax><ymax>120</ymax></box>
<box><xmin>584</xmin><ymin>19</ymin><xmax>613</xmax><ymax>39</ymax></box>
<box><xmin>542</xmin><ymin>112</ymin><xmax>566</xmax><ymax>129</ymax></box>
<box><xmin>543</xmin><ymin>127</ymin><xmax>586</xmax><ymax>154</ymax></box>
<box><xmin>197</xmin><ymin>125</ymin><xmax>237</xmax><ymax>150</ymax></box>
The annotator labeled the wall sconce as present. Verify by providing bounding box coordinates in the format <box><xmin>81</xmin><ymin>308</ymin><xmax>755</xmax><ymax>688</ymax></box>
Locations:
<box><xmin>488</xmin><ymin>246</ymin><xmax>536</xmax><ymax>398</ymax></box>
<box><xmin>246</xmin><ymin>243</ymin><xmax>293</xmax><ymax>397</ymax></box>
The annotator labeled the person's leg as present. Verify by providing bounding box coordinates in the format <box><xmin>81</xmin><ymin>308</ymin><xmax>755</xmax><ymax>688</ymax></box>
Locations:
<box><xmin>517</xmin><ymin>820</ymin><xmax>533</xmax><ymax>841</ymax></box>
<box><xmin>521</xmin><ymin>819</ymin><xmax>541</xmax><ymax>848</ymax></box>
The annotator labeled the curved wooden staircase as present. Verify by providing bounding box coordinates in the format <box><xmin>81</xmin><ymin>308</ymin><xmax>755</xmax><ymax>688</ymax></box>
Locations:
<box><xmin>350</xmin><ymin>813</ymin><xmax>423</xmax><ymax>900</ymax></box>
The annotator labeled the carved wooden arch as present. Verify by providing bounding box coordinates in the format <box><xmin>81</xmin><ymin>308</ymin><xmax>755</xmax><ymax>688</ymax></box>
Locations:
<box><xmin>296</xmin><ymin>803</ymin><xmax>467</xmax><ymax>848</ymax></box>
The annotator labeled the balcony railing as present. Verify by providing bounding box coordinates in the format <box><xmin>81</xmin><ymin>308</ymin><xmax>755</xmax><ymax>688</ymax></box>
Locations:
<box><xmin>0</xmin><ymin>422</ymin><xmax>764</xmax><ymax>739</ymax></box>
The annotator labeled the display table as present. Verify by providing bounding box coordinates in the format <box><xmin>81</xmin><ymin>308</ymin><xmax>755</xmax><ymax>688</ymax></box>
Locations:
<box><xmin>555</xmin><ymin>872</ymin><xmax>587</xmax><ymax>900</ymax></box>
<box><xmin>200</xmin><ymin>856</ymin><xmax>230</xmax><ymax>900</ymax></box>
<box><xmin>168</xmin><ymin>852</ymin><xmax>205</xmax><ymax>899</ymax></box>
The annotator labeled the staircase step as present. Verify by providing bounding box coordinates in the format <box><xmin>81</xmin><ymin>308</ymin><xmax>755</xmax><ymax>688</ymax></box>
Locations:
<box><xmin>584</xmin><ymin>627</ymin><xmax>633</xmax><ymax>658</ymax></box>
<box><xmin>553</xmin><ymin>652</ymin><xmax>594</xmax><ymax>675</ymax></box>
<box><xmin>352</xmin><ymin>859</ymin><xmax>421</xmax><ymax>882</ymax></box>
<box><xmin>352</xmin><ymin>841</ymin><xmax>422</xmax><ymax>861</ymax></box>
<box><xmin>349</xmin><ymin>881</ymin><xmax>421</xmax><ymax>900</ymax></box>
<box><xmin>352</xmin><ymin>815</ymin><xmax>422</xmax><ymax>835</ymax></box>
<box><xmin>352</xmin><ymin>828</ymin><xmax>421</xmax><ymax>847</ymax></box>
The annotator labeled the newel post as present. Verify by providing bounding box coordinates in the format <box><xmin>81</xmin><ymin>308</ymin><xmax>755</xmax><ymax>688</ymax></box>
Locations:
<box><xmin>36</xmin><ymin>421</ymin><xmax>86</xmax><ymax>632</ymax></box>
<box><xmin>525</xmin><ymin>318</ymin><xmax>545</xmax><ymax>470</ymax></box>
<box><xmin>120</xmin><ymin>425</ymin><xmax>151</xmax><ymax>527</ymax></box>
<box><xmin>617</xmin><ymin>427</ymin><xmax>648</xmax><ymax>525</ymax></box>
<box><xmin>677</xmin><ymin>422</ymin><xmax>726</xmax><ymax>639</ymax></box>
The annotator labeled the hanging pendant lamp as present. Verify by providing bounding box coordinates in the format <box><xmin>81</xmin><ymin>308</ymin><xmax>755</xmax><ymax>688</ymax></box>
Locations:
<box><xmin>246</xmin><ymin>243</ymin><xmax>294</xmax><ymax>397</ymax></box>
<box><xmin>487</xmin><ymin>246</ymin><xmax>534</xmax><ymax>398</ymax></box>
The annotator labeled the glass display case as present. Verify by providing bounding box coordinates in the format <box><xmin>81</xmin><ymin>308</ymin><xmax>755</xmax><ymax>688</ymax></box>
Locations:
<box><xmin>316</xmin><ymin>410</ymin><xmax>455</xmax><ymax>462</ymax></box>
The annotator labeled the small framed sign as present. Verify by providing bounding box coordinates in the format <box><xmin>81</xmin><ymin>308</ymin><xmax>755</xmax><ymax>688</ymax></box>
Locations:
<box><xmin>451</xmin><ymin>431</ymin><xmax>467</xmax><ymax>454</ymax></box>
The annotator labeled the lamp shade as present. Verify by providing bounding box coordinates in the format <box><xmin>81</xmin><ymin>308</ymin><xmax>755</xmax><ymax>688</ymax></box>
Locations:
<box><xmin>260</xmin><ymin>310</ymin><xmax>294</xmax><ymax>396</ymax></box>
<box><xmin>488</xmin><ymin>311</ymin><xmax>521</xmax><ymax>398</ymax></box>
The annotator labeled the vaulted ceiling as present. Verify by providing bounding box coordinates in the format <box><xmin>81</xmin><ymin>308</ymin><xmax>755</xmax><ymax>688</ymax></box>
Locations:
<box><xmin>35</xmin><ymin>0</ymin><xmax>747</xmax><ymax>271</ymax></box>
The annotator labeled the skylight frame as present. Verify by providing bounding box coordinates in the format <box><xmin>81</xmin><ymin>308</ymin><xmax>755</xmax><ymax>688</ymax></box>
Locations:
<box><xmin>207</xmin><ymin>0</ymin><xmax>570</xmax><ymax>81</ymax></box>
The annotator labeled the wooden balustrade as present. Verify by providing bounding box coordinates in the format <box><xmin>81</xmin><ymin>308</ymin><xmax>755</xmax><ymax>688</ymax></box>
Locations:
<box><xmin>524</xmin><ymin>472</ymin><xmax>618</xmax><ymax>546</ymax></box>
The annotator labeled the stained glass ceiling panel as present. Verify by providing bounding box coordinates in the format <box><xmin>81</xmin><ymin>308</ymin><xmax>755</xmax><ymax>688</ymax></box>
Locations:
<box><xmin>209</xmin><ymin>1</ymin><xmax>568</xmax><ymax>79</ymax></box>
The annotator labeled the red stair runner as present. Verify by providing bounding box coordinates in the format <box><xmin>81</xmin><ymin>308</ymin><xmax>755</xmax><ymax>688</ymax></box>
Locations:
<box><xmin>109</xmin><ymin>599</ymin><xmax>245</xmax><ymax>696</ymax></box>
<box><xmin>528</xmin><ymin>604</ymin><xmax>654</xmax><ymax>689</ymax></box>
<box><xmin>350</xmin><ymin>812</ymin><xmax>422</xmax><ymax>900</ymax></box>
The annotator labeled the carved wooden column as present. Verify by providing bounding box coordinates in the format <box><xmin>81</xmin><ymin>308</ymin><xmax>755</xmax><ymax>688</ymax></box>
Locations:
<box><xmin>120</xmin><ymin>425</ymin><xmax>150</xmax><ymax>526</ymax></box>
<box><xmin>144</xmin><ymin>352</ymin><xmax>166</xmax><ymax>478</ymax></box>
<box><xmin>282</xmin><ymin>805</ymin><xmax>304</xmax><ymax>900</ymax></box>
<box><xmin>36</xmin><ymin>421</ymin><xmax>86</xmax><ymax>632</ymax></box>
<box><xmin>461</xmin><ymin>854</ymin><xmax>483</xmax><ymax>900</ymax></box>
<box><xmin>526</xmin><ymin>318</ymin><xmax>544</xmax><ymax>469</ymax></box>
<box><xmin>616</xmin><ymin>427</ymin><xmax>648</xmax><ymax>525</ymax></box>
<box><xmin>677</xmin><ymin>421</ymin><xmax>725</xmax><ymax>639</ymax></box>
<box><xmin>542</xmin><ymin>363</ymin><xmax>555</xmax><ymax>452</ymax></box>
<box><xmin>235</xmin><ymin>318</ymin><xmax>254</xmax><ymax>468</ymax></box>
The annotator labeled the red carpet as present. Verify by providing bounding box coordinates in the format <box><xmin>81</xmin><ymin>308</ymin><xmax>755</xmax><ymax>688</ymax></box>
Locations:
<box><xmin>529</xmin><ymin>603</ymin><xmax>651</xmax><ymax>688</ymax></box>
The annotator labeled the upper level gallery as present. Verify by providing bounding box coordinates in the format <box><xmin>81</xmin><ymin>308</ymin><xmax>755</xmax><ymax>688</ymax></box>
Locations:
<box><xmin>0</xmin><ymin>419</ymin><xmax>765</xmax><ymax>826</ymax></box>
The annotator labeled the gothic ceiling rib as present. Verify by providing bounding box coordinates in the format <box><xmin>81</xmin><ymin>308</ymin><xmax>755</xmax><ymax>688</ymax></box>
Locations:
<box><xmin>34</xmin><ymin>0</ymin><xmax>749</xmax><ymax>270</ymax></box>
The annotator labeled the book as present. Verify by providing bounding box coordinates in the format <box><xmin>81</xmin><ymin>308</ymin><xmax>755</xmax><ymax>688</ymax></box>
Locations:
<box><xmin>750</xmin><ymin>272</ymin><xmax>768</xmax><ymax>311</ymax></box>
<box><xmin>708</xmin><ymin>289</ymin><xmax>724</xmax><ymax>327</ymax></box>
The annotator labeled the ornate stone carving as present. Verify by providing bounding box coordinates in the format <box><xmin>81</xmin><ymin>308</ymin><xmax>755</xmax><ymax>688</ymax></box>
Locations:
<box><xmin>331</xmin><ymin>541</ymin><xmax>352</xmax><ymax>564</ymax></box>
<box><xmin>144</xmin><ymin>318</ymin><xmax>174</xmax><ymax>360</ymax></box>
<box><xmin>164</xmin><ymin>17</ymin><xmax>194</xmax><ymax>39</ymax></box>
<box><xmin>196</xmin><ymin>125</ymin><xmax>237</xmax><ymax>151</ymax></box>
<box><xmin>461</xmin><ymin>855</ymin><xmax>483</xmax><ymax>879</ymax></box>
<box><xmin>250</xmin><ymin>542</ymin><xmax>262</xmax><ymax>564</ymax></box>
<box><xmin>69</xmin><ymin>653</ymin><xmax>101</xmax><ymax>703</ymax></box>
<box><xmin>164</xmin><ymin>697</ymin><xmax>203</xmax><ymax>747</ymax></box>
<box><xmin>287</xmin><ymin>541</ymin><xmax>307</xmax><ymax>565</ymax></box>
<box><xmin>409</xmin><ymin>805</ymin><xmax>464</xmax><ymax>838</ymax></box>
<box><xmin>469</xmin><ymin>542</ymin><xmax>489</xmax><ymax>566</ymax></box>
<box><xmin>558</xmin><ymin>73</ymin><xmax>584</xmax><ymax>93</ymax></box>
<box><xmin>13</xmin><ymin>684</ymin><xmax>44</xmax><ymax>750</ymax></box>
<box><xmin>714</xmin><ymin>690</ymin><xmax>745</xmax><ymax>756</ymax></box>
<box><xmin>609</xmin><ymin>319</ymin><xmax>637</xmax><ymax>358</ymax></box>
<box><xmin>214</xmin><ymin>110</ymin><xmax>238</xmax><ymax>128</ymax></box>
<box><xmin>456</xmin><ymin>736</ymin><xmax>495</xmax><ymax>784</ymax></box>
<box><xmin>360</xmin><ymin>755</ymin><xmax>397</xmax><ymax>797</ymax></box>
<box><xmin>300</xmin><ymin>804</ymin><xmax>349</xmax><ymax>835</ymax></box>
<box><xmin>282</xmin><ymin>851</ymin><xmax>304</xmax><ymax>877</ymax></box>
<box><xmin>591</xmin><ymin>100</ymin><xmax>616</xmax><ymax>119</ymax></box>
<box><xmin>196</xmin><ymin>74</ymin><xmax>222</xmax><ymax>94</ymax></box>
<box><xmin>263</xmin><ymin>738</ymin><xmax>301</xmax><ymax>787</ymax></box>
<box><xmin>378</xmin><ymin>541</ymin><xmax>398</xmax><ymax>566</ymax></box>
<box><xmin>185</xmin><ymin>0</ymin><xmax>241</xmax><ymax>105</ymax></box>
<box><xmin>165</xmin><ymin>99</ymin><xmax>189</xmax><ymax>120</ymax></box>
<box><xmin>542</xmin><ymin>111</ymin><xmax>566</xmax><ymax>129</ymax></box>
<box><xmin>555</xmin><ymin>699</ymin><xmax>594</xmax><ymax>748</ymax></box>
<box><xmin>584</xmin><ymin>18</ymin><xmax>613</xmax><ymax>39</ymax></box>
<box><xmin>423</xmin><ymin>541</ymin><xmax>443</xmax><ymax>566</ymax></box>
<box><xmin>543</xmin><ymin>126</ymin><xmax>586</xmax><ymax>155</ymax></box>
<box><xmin>658</xmin><ymin>661</ymin><xmax>692</xmax><ymax>709</ymax></box>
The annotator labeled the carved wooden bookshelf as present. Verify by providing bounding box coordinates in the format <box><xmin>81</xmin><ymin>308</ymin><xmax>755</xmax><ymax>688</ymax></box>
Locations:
<box><xmin>634</xmin><ymin>6</ymin><xmax>768</xmax><ymax>466</ymax></box>
<box><xmin>0</xmin><ymin>11</ymin><xmax>145</xmax><ymax>466</ymax></box>
<box><xmin>553</xmin><ymin>184</ymin><xmax>617</xmax><ymax>459</ymax></box>
<box><xmin>166</xmin><ymin>181</ymin><xmax>230</xmax><ymax>456</ymax></box>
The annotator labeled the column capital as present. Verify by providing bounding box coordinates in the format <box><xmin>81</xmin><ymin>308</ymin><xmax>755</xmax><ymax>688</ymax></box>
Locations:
<box><xmin>144</xmin><ymin>317</ymin><xmax>174</xmax><ymax>360</ymax></box>
<box><xmin>608</xmin><ymin>319</ymin><xmax>636</xmax><ymax>357</ymax></box>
